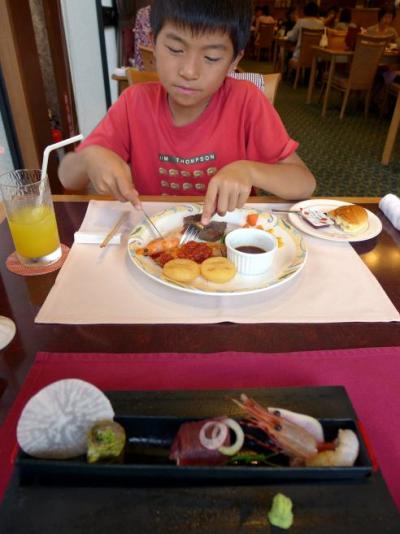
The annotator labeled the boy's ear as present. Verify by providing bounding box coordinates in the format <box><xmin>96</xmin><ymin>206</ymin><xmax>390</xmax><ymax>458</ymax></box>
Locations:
<box><xmin>230</xmin><ymin>50</ymin><xmax>245</xmax><ymax>71</ymax></box>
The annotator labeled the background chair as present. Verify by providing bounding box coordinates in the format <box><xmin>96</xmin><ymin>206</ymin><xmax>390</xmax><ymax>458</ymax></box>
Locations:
<box><xmin>288</xmin><ymin>28</ymin><xmax>324</xmax><ymax>89</ymax></box>
<box><xmin>139</xmin><ymin>45</ymin><xmax>155</xmax><ymax>71</ymax></box>
<box><xmin>254</xmin><ymin>23</ymin><xmax>275</xmax><ymax>62</ymax></box>
<box><xmin>319</xmin><ymin>34</ymin><xmax>388</xmax><ymax>119</ymax></box>
<box><xmin>126</xmin><ymin>69</ymin><xmax>281</xmax><ymax>106</ymax></box>
<box><xmin>126</xmin><ymin>69</ymin><xmax>159</xmax><ymax>86</ymax></box>
<box><xmin>381</xmin><ymin>82</ymin><xmax>400</xmax><ymax>164</ymax></box>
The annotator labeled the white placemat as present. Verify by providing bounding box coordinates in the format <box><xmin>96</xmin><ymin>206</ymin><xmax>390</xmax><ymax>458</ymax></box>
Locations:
<box><xmin>35</xmin><ymin>201</ymin><xmax>400</xmax><ymax>324</ymax></box>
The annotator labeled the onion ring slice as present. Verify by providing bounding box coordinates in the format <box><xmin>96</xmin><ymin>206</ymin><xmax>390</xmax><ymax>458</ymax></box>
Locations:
<box><xmin>199</xmin><ymin>421</ymin><xmax>228</xmax><ymax>450</ymax></box>
<box><xmin>218</xmin><ymin>418</ymin><xmax>244</xmax><ymax>456</ymax></box>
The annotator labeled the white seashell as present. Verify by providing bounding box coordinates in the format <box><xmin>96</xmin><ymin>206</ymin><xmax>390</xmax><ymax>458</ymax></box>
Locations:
<box><xmin>17</xmin><ymin>379</ymin><xmax>114</xmax><ymax>459</ymax></box>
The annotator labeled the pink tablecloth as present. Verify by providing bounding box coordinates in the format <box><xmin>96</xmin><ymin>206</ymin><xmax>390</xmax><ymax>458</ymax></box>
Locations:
<box><xmin>1</xmin><ymin>347</ymin><xmax>399</xmax><ymax>509</ymax></box>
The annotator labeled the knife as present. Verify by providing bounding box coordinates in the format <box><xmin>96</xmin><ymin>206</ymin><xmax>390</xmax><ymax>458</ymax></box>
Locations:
<box><xmin>141</xmin><ymin>208</ymin><xmax>163</xmax><ymax>238</ymax></box>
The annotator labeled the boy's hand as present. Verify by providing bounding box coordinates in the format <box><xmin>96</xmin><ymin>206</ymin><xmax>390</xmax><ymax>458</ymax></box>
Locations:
<box><xmin>202</xmin><ymin>162</ymin><xmax>252</xmax><ymax>225</ymax></box>
<box><xmin>81</xmin><ymin>146</ymin><xmax>141</xmax><ymax>208</ymax></box>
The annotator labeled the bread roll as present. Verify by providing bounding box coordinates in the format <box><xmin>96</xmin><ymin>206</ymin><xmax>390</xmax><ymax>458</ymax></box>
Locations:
<box><xmin>329</xmin><ymin>205</ymin><xmax>368</xmax><ymax>234</ymax></box>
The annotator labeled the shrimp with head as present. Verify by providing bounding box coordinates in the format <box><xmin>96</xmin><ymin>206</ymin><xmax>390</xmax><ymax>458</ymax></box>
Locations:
<box><xmin>233</xmin><ymin>394</ymin><xmax>319</xmax><ymax>460</ymax></box>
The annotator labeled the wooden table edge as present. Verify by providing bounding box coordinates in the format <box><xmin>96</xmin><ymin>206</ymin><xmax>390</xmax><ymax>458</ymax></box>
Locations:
<box><xmin>0</xmin><ymin>196</ymin><xmax>383</xmax><ymax>225</ymax></box>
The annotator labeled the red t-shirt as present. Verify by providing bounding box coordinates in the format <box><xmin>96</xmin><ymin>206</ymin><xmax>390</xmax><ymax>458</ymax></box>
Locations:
<box><xmin>77</xmin><ymin>77</ymin><xmax>298</xmax><ymax>195</ymax></box>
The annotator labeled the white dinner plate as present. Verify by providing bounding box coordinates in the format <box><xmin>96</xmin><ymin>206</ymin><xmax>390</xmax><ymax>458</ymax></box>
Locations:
<box><xmin>128</xmin><ymin>204</ymin><xmax>307</xmax><ymax>296</ymax></box>
<box><xmin>288</xmin><ymin>199</ymin><xmax>383</xmax><ymax>242</ymax></box>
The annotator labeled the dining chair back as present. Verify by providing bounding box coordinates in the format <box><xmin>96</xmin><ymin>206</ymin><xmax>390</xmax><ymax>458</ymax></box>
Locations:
<box><xmin>289</xmin><ymin>28</ymin><xmax>324</xmax><ymax>89</ymax></box>
<box><xmin>254</xmin><ymin>23</ymin><xmax>275</xmax><ymax>61</ymax></box>
<box><xmin>321</xmin><ymin>34</ymin><xmax>388</xmax><ymax>118</ymax></box>
<box><xmin>139</xmin><ymin>45</ymin><xmax>155</xmax><ymax>71</ymax></box>
<box><xmin>126</xmin><ymin>69</ymin><xmax>159</xmax><ymax>86</ymax></box>
<box><xmin>348</xmin><ymin>34</ymin><xmax>388</xmax><ymax>88</ymax></box>
<box><xmin>125</xmin><ymin>70</ymin><xmax>281</xmax><ymax>106</ymax></box>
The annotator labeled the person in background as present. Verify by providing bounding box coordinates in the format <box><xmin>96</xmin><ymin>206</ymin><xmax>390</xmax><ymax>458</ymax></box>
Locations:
<box><xmin>133</xmin><ymin>3</ymin><xmax>152</xmax><ymax>70</ymax></box>
<box><xmin>286</xmin><ymin>2</ymin><xmax>324</xmax><ymax>61</ymax></box>
<box><xmin>252</xmin><ymin>5</ymin><xmax>264</xmax><ymax>28</ymax></box>
<box><xmin>255</xmin><ymin>5</ymin><xmax>275</xmax><ymax>36</ymax></box>
<box><xmin>366</xmin><ymin>4</ymin><xmax>400</xmax><ymax>44</ymax></box>
<box><xmin>59</xmin><ymin>0</ymin><xmax>316</xmax><ymax>224</ymax></box>
<box><xmin>281</xmin><ymin>6</ymin><xmax>299</xmax><ymax>35</ymax></box>
<box><xmin>323</xmin><ymin>5</ymin><xmax>340</xmax><ymax>28</ymax></box>
<box><xmin>335</xmin><ymin>7</ymin><xmax>355</xmax><ymax>31</ymax></box>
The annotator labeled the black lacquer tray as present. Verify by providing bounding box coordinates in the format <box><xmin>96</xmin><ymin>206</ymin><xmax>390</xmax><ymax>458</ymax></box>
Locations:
<box><xmin>16</xmin><ymin>415</ymin><xmax>372</xmax><ymax>485</ymax></box>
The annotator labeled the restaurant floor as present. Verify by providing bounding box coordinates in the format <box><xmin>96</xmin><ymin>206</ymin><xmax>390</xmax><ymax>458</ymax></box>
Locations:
<box><xmin>241</xmin><ymin>59</ymin><xmax>400</xmax><ymax>197</ymax></box>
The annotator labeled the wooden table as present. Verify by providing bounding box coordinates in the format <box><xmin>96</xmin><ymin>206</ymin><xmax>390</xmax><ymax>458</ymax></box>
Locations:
<box><xmin>0</xmin><ymin>195</ymin><xmax>399</xmax><ymax>421</ymax></box>
<box><xmin>272</xmin><ymin>36</ymin><xmax>295</xmax><ymax>74</ymax></box>
<box><xmin>111</xmin><ymin>73</ymin><xmax>129</xmax><ymax>96</ymax></box>
<box><xmin>306</xmin><ymin>46</ymin><xmax>354</xmax><ymax>117</ymax></box>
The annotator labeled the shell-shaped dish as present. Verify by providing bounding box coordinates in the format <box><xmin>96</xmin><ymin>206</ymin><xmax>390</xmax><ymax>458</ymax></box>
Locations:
<box><xmin>17</xmin><ymin>379</ymin><xmax>114</xmax><ymax>459</ymax></box>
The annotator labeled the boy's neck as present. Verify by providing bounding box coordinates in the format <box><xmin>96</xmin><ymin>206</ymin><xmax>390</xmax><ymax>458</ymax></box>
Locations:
<box><xmin>167</xmin><ymin>95</ymin><xmax>212</xmax><ymax>127</ymax></box>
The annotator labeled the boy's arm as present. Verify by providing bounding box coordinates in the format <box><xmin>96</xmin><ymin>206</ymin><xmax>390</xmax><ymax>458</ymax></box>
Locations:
<box><xmin>58</xmin><ymin>145</ymin><xmax>141</xmax><ymax>207</ymax></box>
<box><xmin>201</xmin><ymin>152</ymin><xmax>316</xmax><ymax>224</ymax></box>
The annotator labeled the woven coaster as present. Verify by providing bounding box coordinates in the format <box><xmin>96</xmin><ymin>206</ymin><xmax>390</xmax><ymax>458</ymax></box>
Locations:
<box><xmin>6</xmin><ymin>244</ymin><xmax>70</xmax><ymax>277</ymax></box>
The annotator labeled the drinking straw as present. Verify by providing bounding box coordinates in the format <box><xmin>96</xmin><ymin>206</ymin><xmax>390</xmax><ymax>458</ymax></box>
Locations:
<box><xmin>39</xmin><ymin>134</ymin><xmax>84</xmax><ymax>201</ymax></box>
<box><xmin>40</xmin><ymin>134</ymin><xmax>83</xmax><ymax>182</ymax></box>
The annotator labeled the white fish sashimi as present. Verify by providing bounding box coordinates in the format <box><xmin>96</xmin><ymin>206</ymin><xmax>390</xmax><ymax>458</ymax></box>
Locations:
<box><xmin>17</xmin><ymin>379</ymin><xmax>114</xmax><ymax>459</ymax></box>
<box><xmin>268</xmin><ymin>406</ymin><xmax>325</xmax><ymax>443</ymax></box>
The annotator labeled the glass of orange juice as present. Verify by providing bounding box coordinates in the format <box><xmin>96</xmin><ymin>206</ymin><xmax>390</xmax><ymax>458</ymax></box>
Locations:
<box><xmin>0</xmin><ymin>169</ymin><xmax>61</xmax><ymax>266</ymax></box>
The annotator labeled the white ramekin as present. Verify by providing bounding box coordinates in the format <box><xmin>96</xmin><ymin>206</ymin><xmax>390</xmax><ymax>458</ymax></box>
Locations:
<box><xmin>225</xmin><ymin>228</ymin><xmax>277</xmax><ymax>276</ymax></box>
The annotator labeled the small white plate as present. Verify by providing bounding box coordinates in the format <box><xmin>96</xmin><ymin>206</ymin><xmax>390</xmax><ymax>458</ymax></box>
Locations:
<box><xmin>128</xmin><ymin>204</ymin><xmax>307</xmax><ymax>296</ymax></box>
<box><xmin>0</xmin><ymin>316</ymin><xmax>16</xmax><ymax>350</ymax></box>
<box><xmin>288</xmin><ymin>199</ymin><xmax>382</xmax><ymax>242</ymax></box>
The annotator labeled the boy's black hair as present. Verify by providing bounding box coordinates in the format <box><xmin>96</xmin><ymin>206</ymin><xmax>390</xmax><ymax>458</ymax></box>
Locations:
<box><xmin>378</xmin><ymin>4</ymin><xmax>396</xmax><ymax>21</ymax></box>
<box><xmin>303</xmin><ymin>1</ymin><xmax>319</xmax><ymax>17</ymax></box>
<box><xmin>150</xmin><ymin>0</ymin><xmax>252</xmax><ymax>57</ymax></box>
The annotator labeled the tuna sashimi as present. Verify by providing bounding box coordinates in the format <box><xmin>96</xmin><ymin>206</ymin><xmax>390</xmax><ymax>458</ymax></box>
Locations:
<box><xmin>169</xmin><ymin>419</ymin><xmax>230</xmax><ymax>466</ymax></box>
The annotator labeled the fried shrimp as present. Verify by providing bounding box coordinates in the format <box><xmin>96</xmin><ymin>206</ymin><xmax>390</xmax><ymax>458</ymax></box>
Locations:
<box><xmin>137</xmin><ymin>232</ymin><xmax>181</xmax><ymax>256</ymax></box>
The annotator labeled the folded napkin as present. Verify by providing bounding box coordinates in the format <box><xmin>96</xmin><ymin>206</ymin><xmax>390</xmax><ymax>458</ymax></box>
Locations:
<box><xmin>73</xmin><ymin>202</ymin><xmax>137</xmax><ymax>245</ymax></box>
<box><xmin>379</xmin><ymin>194</ymin><xmax>400</xmax><ymax>230</ymax></box>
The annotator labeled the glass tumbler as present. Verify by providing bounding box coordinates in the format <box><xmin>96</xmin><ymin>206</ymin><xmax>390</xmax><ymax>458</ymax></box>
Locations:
<box><xmin>0</xmin><ymin>169</ymin><xmax>61</xmax><ymax>266</ymax></box>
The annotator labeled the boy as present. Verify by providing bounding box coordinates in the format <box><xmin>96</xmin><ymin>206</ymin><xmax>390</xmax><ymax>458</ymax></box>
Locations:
<box><xmin>59</xmin><ymin>0</ymin><xmax>316</xmax><ymax>224</ymax></box>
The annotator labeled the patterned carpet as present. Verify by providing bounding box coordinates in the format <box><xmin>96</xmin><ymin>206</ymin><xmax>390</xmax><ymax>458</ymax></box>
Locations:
<box><xmin>241</xmin><ymin>59</ymin><xmax>400</xmax><ymax>197</ymax></box>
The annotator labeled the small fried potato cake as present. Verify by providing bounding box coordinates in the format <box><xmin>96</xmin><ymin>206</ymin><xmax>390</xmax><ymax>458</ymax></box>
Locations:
<box><xmin>163</xmin><ymin>258</ymin><xmax>200</xmax><ymax>283</ymax></box>
<box><xmin>200</xmin><ymin>257</ymin><xmax>236</xmax><ymax>283</ymax></box>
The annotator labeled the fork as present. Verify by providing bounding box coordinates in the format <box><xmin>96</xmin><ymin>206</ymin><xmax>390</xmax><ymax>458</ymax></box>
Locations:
<box><xmin>179</xmin><ymin>223</ymin><xmax>202</xmax><ymax>245</ymax></box>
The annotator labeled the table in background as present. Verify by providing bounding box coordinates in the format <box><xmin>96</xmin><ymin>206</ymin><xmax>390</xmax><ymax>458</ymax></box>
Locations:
<box><xmin>272</xmin><ymin>36</ymin><xmax>295</xmax><ymax>74</ymax></box>
<box><xmin>0</xmin><ymin>195</ymin><xmax>399</xmax><ymax>421</ymax></box>
<box><xmin>111</xmin><ymin>73</ymin><xmax>129</xmax><ymax>96</ymax></box>
<box><xmin>306</xmin><ymin>47</ymin><xmax>354</xmax><ymax>117</ymax></box>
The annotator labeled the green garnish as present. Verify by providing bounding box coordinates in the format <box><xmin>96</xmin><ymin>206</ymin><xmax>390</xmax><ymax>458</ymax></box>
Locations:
<box><xmin>267</xmin><ymin>493</ymin><xmax>294</xmax><ymax>529</ymax></box>
<box><xmin>229</xmin><ymin>451</ymin><xmax>280</xmax><ymax>466</ymax></box>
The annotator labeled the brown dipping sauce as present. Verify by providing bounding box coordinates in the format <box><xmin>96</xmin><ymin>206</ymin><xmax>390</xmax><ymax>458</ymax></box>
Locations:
<box><xmin>236</xmin><ymin>245</ymin><xmax>267</xmax><ymax>254</ymax></box>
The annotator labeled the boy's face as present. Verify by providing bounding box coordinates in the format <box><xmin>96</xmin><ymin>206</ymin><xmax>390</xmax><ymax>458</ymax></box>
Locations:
<box><xmin>154</xmin><ymin>22</ymin><xmax>242</xmax><ymax>121</ymax></box>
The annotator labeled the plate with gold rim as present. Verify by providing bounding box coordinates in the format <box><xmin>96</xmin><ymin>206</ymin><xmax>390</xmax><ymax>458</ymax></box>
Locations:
<box><xmin>127</xmin><ymin>203</ymin><xmax>307</xmax><ymax>296</ymax></box>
